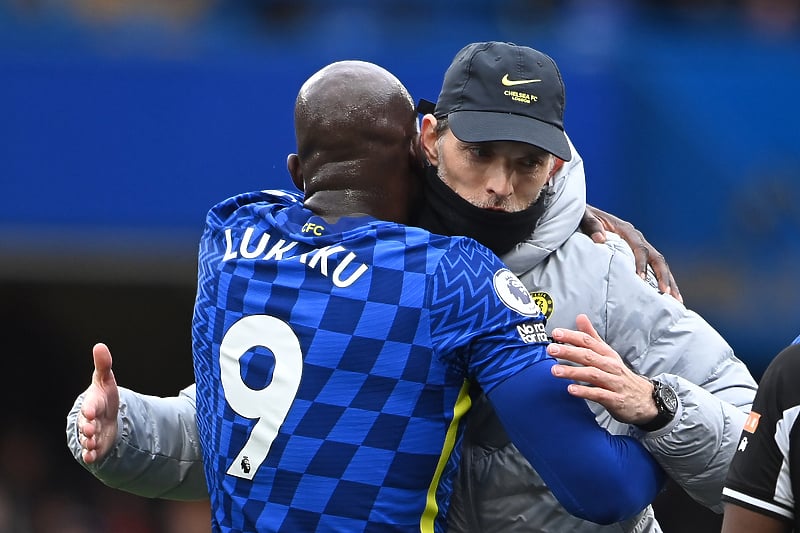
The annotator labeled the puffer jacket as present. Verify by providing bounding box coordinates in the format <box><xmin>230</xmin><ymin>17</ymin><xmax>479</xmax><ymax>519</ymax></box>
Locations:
<box><xmin>446</xmin><ymin>138</ymin><xmax>758</xmax><ymax>532</ymax></box>
<box><xmin>66</xmin><ymin>138</ymin><xmax>758</xmax><ymax>531</ymax></box>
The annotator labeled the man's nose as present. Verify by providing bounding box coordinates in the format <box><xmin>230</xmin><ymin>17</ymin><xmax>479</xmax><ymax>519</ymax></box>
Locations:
<box><xmin>484</xmin><ymin>164</ymin><xmax>514</xmax><ymax>197</ymax></box>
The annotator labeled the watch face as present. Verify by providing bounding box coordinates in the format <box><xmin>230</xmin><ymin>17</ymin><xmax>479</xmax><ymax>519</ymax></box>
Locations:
<box><xmin>636</xmin><ymin>380</ymin><xmax>678</xmax><ymax>432</ymax></box>
<box><xmin>660</xmin><ymin>384</ymin><xmax>678</xmax><ymax>413</ymax></box>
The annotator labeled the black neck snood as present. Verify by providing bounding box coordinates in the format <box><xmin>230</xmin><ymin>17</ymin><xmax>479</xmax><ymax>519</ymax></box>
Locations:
<box><xmin>414</xmin><ymin>166</ymin><xmax>548</xmax><ymax>256</ymax></box>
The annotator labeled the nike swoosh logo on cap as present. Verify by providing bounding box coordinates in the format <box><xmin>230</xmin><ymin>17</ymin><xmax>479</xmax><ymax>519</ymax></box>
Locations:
<box><xmin>501</xmin><ymin>74</ymin><xmax>542</xmax><ymax>87</ymax></box>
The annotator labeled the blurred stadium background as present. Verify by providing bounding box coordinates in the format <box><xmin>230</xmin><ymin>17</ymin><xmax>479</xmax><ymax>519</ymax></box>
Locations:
<box><xmin>1</xmin><ymin>1</ymin><xmax>798</xmax><ymax>531</ymax></box>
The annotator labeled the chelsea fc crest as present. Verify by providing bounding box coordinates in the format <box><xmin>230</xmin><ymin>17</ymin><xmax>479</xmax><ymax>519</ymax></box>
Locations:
<box><xmin>530</xmin><ymin>291</ymin><xmax>554</xmax><ymax>319</ymax></box>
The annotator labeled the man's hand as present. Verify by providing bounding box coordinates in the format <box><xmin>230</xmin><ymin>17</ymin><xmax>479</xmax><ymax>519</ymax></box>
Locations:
<box><xmin>78</xmin><ymin>343</ymin><xmax>120</xmax><ymax>464</ymax></box>
<box><xmin>547</xmin><ymin>315</ymin><xmax>658</xmax><ymax>426</ymax></box>
<box><xmin>580</xmin><ymin>205</ymin><xmax>683</xmax><ymax>304</ymax></box>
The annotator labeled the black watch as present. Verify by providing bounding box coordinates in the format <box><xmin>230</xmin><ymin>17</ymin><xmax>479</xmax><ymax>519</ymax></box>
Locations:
<box><xmin>635</xmin><ymin>379</ymin><xmax>678</xmax><ymax>432</ymax></box>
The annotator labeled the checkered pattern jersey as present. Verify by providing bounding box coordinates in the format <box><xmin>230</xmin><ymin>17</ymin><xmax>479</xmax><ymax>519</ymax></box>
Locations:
<box><xmin>191</xmin><ymin>190</ymin><xmax>549</xmax><ymax>532</ymax></box>
<box><xmin>722</xmin><ymin>342</ymin><xmax>800</xmax><ymax>529</ymax></box>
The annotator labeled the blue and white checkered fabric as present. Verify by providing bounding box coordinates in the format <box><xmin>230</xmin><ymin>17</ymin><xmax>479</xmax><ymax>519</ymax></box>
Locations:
<box><xmin>192</xmin><ymin>190</ymin><xmax>548</xmax><ymax>532</ymax></box>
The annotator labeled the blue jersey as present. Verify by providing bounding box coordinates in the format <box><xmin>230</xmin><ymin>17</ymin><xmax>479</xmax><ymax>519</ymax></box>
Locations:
<box><xmin>191</xmin><ymin>190</ymin><xmax>552</xmax><ymax>532</ymax></box>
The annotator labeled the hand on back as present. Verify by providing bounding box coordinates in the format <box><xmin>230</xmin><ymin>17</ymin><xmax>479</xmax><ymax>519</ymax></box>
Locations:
<box><xmin>581</xmin><ymin>205</ymin><xmax>683</xmax><ymax>304</ymax></box>
<box><xmin>548</xmin><ymin>314</ymin><xmax>658</xmax><ymax>426</ymax></box>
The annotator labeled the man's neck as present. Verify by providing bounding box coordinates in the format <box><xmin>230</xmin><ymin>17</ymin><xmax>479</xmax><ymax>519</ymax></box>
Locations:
<box><xmin>304</xmin><ymin>189</ymin><xmax>407</xmax><ymax>225</ymax></box>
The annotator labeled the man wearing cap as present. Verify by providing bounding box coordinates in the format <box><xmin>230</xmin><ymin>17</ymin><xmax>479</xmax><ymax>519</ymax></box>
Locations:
<box><xmin>65</xmin><ymin>42</ymin><xmax>756</xmax><ymax>531</ymax></box>
<box><xmin>414</xmin><ymin>41</ymin><xmax>757</xmax><ymax>532</ymax></box>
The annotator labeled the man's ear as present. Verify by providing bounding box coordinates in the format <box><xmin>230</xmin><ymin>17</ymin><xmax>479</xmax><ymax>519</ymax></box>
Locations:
<box><xmin>287</xmin><ymin>154</ymin><xmax>303</xmax><ymax>191</ymax></box>
<box><xmin>420</xmin><ymin>114</ymin><xmax>440</xmax><ymax>166</ymax></box>
<box><xmin>549</xmin><ymin>157</ymin><xmax>565</xmax><ymax>178</ymax></box>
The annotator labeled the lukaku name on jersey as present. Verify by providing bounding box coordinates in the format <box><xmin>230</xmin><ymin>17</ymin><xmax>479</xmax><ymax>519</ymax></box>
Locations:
<box><xmin>190</xmin><ymin>189</ymin><xmax>566</xmax><ymax>532</ymax></box>
<box><xmin>222</xmin><ymin>226</ymin><xmax>369</xmax><ymax>288</ymax></box>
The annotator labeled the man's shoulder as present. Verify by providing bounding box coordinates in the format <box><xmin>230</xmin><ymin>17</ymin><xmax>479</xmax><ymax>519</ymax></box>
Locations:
<box><xmin>558</xmin><ymin>232</ymin><xmax>658</xmax><ymax>289</ymax></box>
<box><xmin>762</xmin><ymin>343</ymin><xmax>800</xmax><ymax>387</ymax></box>
<box><xmin>538</xmin><ymin>231</ymin><xmax>679</xmax><ymax>325</ymax></box>
<box><xmin>560</xmin><ymin>231</ymin><xmax>634</xmax><ymax>257</ymax></box>
<box><xmin>220</xmin><ymin>189</ymin><xmax>302</xmax><ymax>212</ymax></box>
<box><xmin>514</xmin><ymin>232</ymin><xmax>623</xmax><ymax>295</ymax></box>
<box><xmin>206</xmin><ymin>189</ymin><xmax>301</xmax><ymax>223</ymax></box>
<box><xmin>405</xmin><ymin>230</ymin><xmax>502</xmax><ymax>264</ymax></box>
<box><xmin>546</xmin><ymin>232</ymin><xmax>629</xmax><ymax>274</ymax></box>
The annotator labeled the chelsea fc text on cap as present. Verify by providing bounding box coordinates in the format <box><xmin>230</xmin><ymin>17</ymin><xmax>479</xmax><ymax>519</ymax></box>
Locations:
<box><xmin>429</xmin><ymin>41</ymin><xmax>571</xmax><ymax>162</ymax></box>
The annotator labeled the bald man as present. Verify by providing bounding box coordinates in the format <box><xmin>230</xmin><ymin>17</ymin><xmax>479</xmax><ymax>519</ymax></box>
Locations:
<box><xmin>76</xmin><ymin>60</ymin><xmax>665</xmax><ymax>532</ymax></box>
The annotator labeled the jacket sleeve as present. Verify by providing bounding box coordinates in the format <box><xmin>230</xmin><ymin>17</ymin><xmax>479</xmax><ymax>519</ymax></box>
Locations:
<box><xmin>603</xmin><ymin>235</ymin><xmax>758</xmax><ymax>513</ymax></box>
<box><xmin>487</xmin><ymin>359</ymin><xmax>665</xmax><ymax>525</ymax></box>
<box><xmin>65</xmin><ymin>384</ymin><xmax>208</xmax><ymax>501</ymax></box>
<box><xmin>633</xmin><ymin>372</ymin><xmax>749</xmax><ymax>513</ymax></box>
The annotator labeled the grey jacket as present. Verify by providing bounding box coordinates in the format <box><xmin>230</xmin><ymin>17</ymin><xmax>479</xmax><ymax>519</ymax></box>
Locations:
<box><xmin>447</xmin><ymin>139</ymin><xmax>758</xmax><ymax>532</ymax></box>
<box><xmin>66</xmin><ymin>139</ymin><xmax>758</xmax><ymax>530</ymax></box>
<box><xmin>66</xmin><ymin>387</ymin><xmax>205</xmax><ymax>500</ymax></box>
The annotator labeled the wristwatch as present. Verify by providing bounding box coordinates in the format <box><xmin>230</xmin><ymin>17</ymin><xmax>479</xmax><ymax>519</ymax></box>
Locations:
<box><xmin>635</xmin><ymin>379</ymin><xmax>678</xmax><ymax>432</ymax></box>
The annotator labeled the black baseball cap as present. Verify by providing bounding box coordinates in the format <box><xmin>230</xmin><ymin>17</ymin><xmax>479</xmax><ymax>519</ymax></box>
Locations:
<box><xmin>422</xmin><ymin>41</ymin><xmax>571</xmax><ymax>161</ymax></box>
